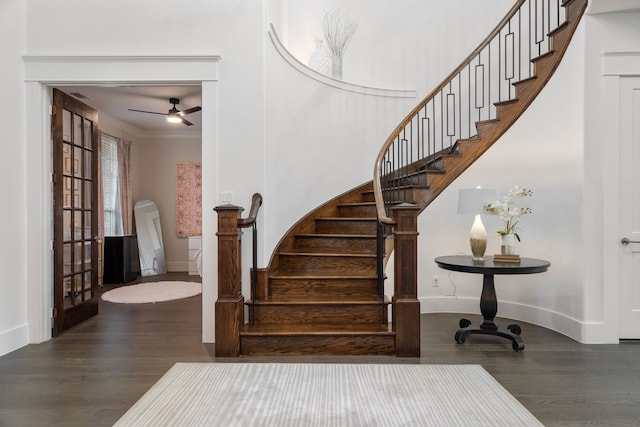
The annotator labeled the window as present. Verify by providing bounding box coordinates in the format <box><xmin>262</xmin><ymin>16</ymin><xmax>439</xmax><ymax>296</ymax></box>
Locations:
<box><xmin>101</xmin><ymin>134</ymin><xmax>123</xmax><ymax>236</ymax></box>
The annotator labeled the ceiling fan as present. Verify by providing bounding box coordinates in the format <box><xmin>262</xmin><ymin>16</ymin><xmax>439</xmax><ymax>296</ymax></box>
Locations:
<box><xmin>128</xmin><ymin>97</ymin><xmax>202</xmax><ymax>126</ymax></box>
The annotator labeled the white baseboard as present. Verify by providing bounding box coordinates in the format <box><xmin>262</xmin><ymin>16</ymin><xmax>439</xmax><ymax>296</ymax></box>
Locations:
<box><xmin>166</xmin><ymin>261</ymin><xmax>188</xmax><ymax>272</ymax></box>
<box><xmin>0</xmin><ymin>323</ymin><xmax>29</xmax><ymax>357</ymax></box>
<box><xmin>420</xmin><ymin>296</ymin><xmax>591</xmax><ymax>344</ymax></box>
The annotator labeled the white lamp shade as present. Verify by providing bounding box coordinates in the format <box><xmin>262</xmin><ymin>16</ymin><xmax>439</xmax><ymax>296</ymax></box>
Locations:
<box><xmin>457</xmin><ymin>188</ymin><xmax>498</xmax><ymax>215</ymax></box>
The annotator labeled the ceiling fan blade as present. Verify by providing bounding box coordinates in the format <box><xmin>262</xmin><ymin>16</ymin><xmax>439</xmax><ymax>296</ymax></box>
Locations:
<box><xmin>128</xmin><ymin>108</ymin><xmax>167</xmax><ymax>116</ymax></box>
<box><xmin>181</xmin><ymin>106</ymin><xmax>202</xmax><ymax>115</ymax></box>
<box><xmin>181</xmin><ymin>117</ymin><xmax>194</xmax><ymax>126</ymax></box>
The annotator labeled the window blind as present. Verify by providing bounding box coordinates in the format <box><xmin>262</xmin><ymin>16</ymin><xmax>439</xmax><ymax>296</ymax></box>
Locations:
<box><xmin>101</xmin><ymin>134</ymin><xmax>123</xmax><ymax>236</ymax></box>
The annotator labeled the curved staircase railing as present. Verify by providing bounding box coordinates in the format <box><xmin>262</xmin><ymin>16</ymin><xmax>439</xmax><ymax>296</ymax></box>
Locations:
<box><xmin>373</xmin><ymin>0</ymin><xmax>586</xmax><ymax>224</ymax></box>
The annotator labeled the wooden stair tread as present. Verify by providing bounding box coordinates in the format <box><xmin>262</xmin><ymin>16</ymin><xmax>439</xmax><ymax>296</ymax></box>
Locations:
<box><xmin>269</xmin><ymin>274</ymin><xmax>378</xmax><ymax>280</ymax></box>
<box><xmin>241</xmin><ymin>323</ymin><xmax>394</xmax><ymax>336</ymax></box>
<box><xmin>279</xmin><ymin>252</ymin><xmax>376</xmax><ymax>258</ymax></box>
<box><xmin>381</xmin><ymin>184</ymin><xmax>428</xmax><ymax>191</ymax></box>
<box><xmin>295</xmin><ymin>233</ymin><xmax>376</xmax><ymax>238</ymax></box>
<box><xmin>315</xmin><ymin>217</ymin><xmax>377</xmax><ymax>221</ymax></box>
<box><xmin>337</xmin><ymin>202</ymin><xmax>376</xmax><ymax>207</ymax></box>
<box><xmin>246</xmin><ymin>298</ymin><xmax>390</xmax><ymax>306</ymax></box>
<box><xmin>531</xmin><ymin>49</ymin><xmax>555</xmax><ymax>64</ymax></box>
<box><xmin>494</xmin><ymin>98</ymin><xmax>519</xmax><ymax>107</ymax></box>
<box><xmin>258</xmin><ymin>296</ymin><xmax>379</xmax><ymax>303</ymax></box>
<box><xmin>270</xmin><ymin>272</ymin><xmax>378</xmax><ymax>278</ymax></box>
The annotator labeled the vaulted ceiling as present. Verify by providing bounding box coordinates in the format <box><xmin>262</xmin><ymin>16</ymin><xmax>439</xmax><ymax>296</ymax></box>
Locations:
<box><xmin>54</xmin><ymin>0</ymin><xmax>640</xmax><ymax>136</ymax></box>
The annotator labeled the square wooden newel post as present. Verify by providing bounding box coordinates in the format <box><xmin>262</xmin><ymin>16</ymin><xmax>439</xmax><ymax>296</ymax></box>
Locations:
<box><xmin>391</xmin><ymin>203</ymin><xmax>421</xmax><ymax>357</ymax></box>
<box><xmin>214</xmin><ymin>204</ymin><xmax>245</xmax><ymax>357</ymax></box>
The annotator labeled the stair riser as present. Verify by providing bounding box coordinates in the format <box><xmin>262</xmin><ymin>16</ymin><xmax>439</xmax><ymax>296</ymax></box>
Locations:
<box><xmin>420</xmin><ymin>158</ymin><xmax>444</xmax><ymax>172</ymax></box>
<box><xmin>278</xmin><ymin>255</ymin><xmax>376</xmax><ymax>275</ymax></box>
<box><xmin>383</xmin><ymin>173</ymin><xmax>427</xmax><ymax>188</ymax></box>
<box><xmin>268</xmin><ymin>278</ymin><xmax>378</xmax><ymax>300</ymax></box>
<box><xmin>361</xmin><ymin>192</ymin><xmax>375</xmax><ymax>203</ymax></box>
<box><xmin>250</xmin><ymin>304</ymin><xmax>387</xmax><ymax>325</ymax></box>
<box><xmin>337</xmin><ymin>204</ymin><xmax>377</xmax><ymax>217</ymax></box>
<box><xmin>293</xmin><ymin>236</ymin><xmax>377</xmax><ymax>254</ymax></box>
<box><xmin>240</xmin><ymin>335</ymin><xmax>395</xmax><ymax>356</ymax></box>
<box><xmin>315</xmin><ymin>219</ymin><xmax>377</xmax><ymax>234</ymax></box>
<box><xmin>381</xmin><ymin>187</ymin><xmax>425</xmax><ymax>205</ymax></box>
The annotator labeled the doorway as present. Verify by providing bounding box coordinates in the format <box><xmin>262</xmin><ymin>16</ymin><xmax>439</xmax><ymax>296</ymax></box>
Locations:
<box><xmin>24</xmin><ymin>55</ymin><xmax>220</xmax><ymax>344</ymax></box>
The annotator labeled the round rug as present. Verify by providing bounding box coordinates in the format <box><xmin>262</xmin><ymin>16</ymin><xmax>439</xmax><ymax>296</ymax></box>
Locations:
<box><xmin>101</xmin><ymin>281</ymin><xmax>202</xmax><ymax>304</ymax></box>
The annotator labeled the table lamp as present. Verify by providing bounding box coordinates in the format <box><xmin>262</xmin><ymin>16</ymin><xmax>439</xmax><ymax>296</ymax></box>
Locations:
<box><xmin>457</xmin><ymin>188</ymin><xmax>498</xmax><ymax>261</ymax></box>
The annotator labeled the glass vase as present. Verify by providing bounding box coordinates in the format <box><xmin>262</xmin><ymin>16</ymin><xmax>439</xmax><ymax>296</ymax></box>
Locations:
<box><xmin>308</xmin><ymin>40</ymin><xmax>329</xmax><ymax>75</ymax></box>
<box><xmin>331</xmin><ymin>55</ymin><xmax>343</xmax><ymax>80</ymax></box>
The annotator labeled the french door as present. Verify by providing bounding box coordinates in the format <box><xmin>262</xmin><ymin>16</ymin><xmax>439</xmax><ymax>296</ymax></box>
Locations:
<box><xmin>51</xmin><ymin>89</ymin><xmax>100</xmax><ymax>336</ymax></box>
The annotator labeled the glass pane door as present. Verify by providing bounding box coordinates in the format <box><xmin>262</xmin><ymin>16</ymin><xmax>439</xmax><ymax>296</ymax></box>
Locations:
<box><xmin>52</xmin><ymin>89</ymin><xmax>99</xmax><ymax>335</ymax></box>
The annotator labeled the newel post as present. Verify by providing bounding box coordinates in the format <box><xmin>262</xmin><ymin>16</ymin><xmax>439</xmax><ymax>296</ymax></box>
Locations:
<box><xmin>391</xmin><ymin>203</ymin><xmax>421</xmax><ymax>357</ymax></box>
<box><xmin>214</xmin><ymin>204</ymin><xmax>245</xmax><ymax>357</ymax></box>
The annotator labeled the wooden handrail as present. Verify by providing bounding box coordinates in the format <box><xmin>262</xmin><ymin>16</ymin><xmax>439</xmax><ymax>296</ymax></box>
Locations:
<box><xmin>238</xmin><ymin>193</ymin><xmax>263</xmax><ymax>228</ymax></box>
<box><xmin>373</xmin><ymin>0</ymin><xmax>526</xmax><ymax>224</ymax></box>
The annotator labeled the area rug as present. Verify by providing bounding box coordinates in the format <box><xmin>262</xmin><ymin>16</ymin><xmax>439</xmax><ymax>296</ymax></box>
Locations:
<box><xmin>114</xmin><ymin>363</ymin><xmax>543</xmax><ymax>426</ymax></box>
<box><xmin>101</xmin><ymin>281</ymin><xmax>201</xmax><ymax>304</ymax></box>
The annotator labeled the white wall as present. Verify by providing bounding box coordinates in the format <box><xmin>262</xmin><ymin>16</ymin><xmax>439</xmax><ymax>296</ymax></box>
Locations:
<box><xmin>134</xmin><ymin>134</ymin><xmax>202</xmax><ymax>272</ymax></box>
<box><xmin>3</xmin><ymin>0</ymin><xmax>632</xmax><ymax>356</ymax></box>
<box><xmin>0</xmin><ymin>0</ymin><xmax>28</xmax><ymax>356</ymax></box>
<box><xmin>264</xmin><ymin>0</ymin><xmax>514</xmax><ymax>256</ymax></box>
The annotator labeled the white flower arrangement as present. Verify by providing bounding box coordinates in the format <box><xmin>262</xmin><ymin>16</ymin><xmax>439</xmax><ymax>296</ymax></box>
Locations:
<box><xmin>484</xmin><ymin>185</ymin><xmax>533</xmax><ymax>241</ymax></box>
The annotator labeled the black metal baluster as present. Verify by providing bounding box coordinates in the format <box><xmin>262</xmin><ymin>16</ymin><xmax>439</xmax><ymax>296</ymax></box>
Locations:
<box><xmin>251</xmin><ymin>221</ymin><xmax>258</xmax><ymax>327</ymax></box>
<box><xmin>376</xmin><ymin>220</ymin><xmax>385</xmax><ymax>324</ymax></box>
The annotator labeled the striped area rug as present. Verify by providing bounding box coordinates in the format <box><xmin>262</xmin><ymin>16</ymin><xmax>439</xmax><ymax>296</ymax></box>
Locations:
<box><xmin>115</xmin><ymin>363</ymin><xmax>543</xmax><ymax>426</ymax></box>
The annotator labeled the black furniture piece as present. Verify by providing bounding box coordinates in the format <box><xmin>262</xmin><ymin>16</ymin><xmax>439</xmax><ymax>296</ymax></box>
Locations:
<box><xmin>435</xmin><ymin>255</ymin><xmax>550</xmax><ymax>351</ymax></box>
<box><xmin>103</xmin><ymin>235</ymin><xmax>140</xmax><ymax>284</ymax></box>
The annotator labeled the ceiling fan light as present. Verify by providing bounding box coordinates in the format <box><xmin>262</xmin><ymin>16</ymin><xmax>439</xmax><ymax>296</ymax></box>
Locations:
<box><xmin>167</xmin><ymin>113</ymin><xmax>182</xmax><ymax>123</ymax></box>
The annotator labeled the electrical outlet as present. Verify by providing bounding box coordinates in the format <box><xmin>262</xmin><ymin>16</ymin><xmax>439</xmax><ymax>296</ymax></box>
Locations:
<box><xmin>432</xmin><ymin>275</ymin><xmax>440</xmax><ymax>287</ymax></box>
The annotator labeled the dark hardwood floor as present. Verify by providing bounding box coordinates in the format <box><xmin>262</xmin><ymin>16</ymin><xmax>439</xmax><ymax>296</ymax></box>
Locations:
<box><xmin>1</xmin><ymin>272</ymin><xmax>639</xmax><ymax>426</ymax></box>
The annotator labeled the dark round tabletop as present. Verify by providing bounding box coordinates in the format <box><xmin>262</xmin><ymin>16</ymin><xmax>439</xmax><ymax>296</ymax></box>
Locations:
<box><xmin>435</xmin><ymin>255</ymin><xmax>550</xmax><ymax>275</ymax></box>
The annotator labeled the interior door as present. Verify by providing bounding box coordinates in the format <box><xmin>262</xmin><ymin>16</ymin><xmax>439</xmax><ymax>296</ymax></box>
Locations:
<box><xmin>619</xmin><ymin>77</ymin><xmax>640</xmax><ymax>339</ymax></box>
<box><xmin>52</xmin><ymin>88</ymin><xmax>100</xmax><ymax>336</ymax></box>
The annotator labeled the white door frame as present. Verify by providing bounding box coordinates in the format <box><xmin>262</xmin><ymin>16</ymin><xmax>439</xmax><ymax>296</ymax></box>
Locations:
<box><xmin>600</xmin><ymin>51</ymin><xmax>640</xmax><ymax>341</ymax></box>
<box><xmin>24</xmin><ymin>55</ymin><xmax>221</xmax><ymax>344</ymax></box>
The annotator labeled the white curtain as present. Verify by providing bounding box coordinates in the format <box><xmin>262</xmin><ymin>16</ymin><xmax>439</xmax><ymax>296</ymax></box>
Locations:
<box><xmin>117</xmin><ymin>138</ymin><xmax>133</xmax><ymax>235</ymax></box>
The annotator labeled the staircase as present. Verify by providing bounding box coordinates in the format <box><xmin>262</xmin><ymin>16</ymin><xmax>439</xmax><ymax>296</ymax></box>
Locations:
<box><xmin>240</xmin><ymin>183</ymin><xmax>396</xmax><ymax>355</ymax></box>
<box><xmin>217</xmin><ymin>0</ymin><xmax>588</xmax><ymax>357</ymax></box>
